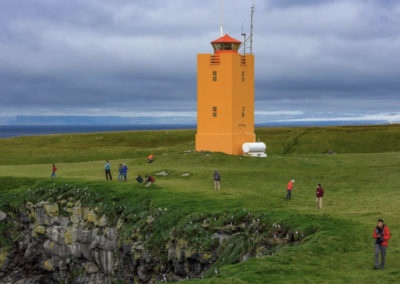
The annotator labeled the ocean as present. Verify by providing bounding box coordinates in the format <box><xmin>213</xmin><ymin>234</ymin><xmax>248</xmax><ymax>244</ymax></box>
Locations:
<box><xmin>0</xmin><ymin>125</ymin><xmax>196</xmax><ymax>138</ymax></box>
<box><xmin>0</xmin><ymin>121</ymin><xmax>388</xmax><ymax>138</ymax></box>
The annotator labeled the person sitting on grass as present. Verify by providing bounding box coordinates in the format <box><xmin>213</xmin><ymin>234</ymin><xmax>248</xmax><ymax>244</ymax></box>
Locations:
<box><xmin>136</xmin><ymin>175</ymin><xmax>143</xmax><ymax>183</ymax></box>
<box><xmin>51</xmin><ymin>164</ymin><xmax>57</xmax><ymax>178</ymax></box>
<box><xmin>123</xmin><ymin>163</ymin><xmax>128</xmax><ymax>181</ymax></box>
<box><xmin>118</xmin><ymin>164</ymin><xmax>124</xmax><ymax>181</ymax></box>
<box><xmin>147</xmin><ymin>154</ymin><xmax>154</xmax><ymax>163</ymax></box>
<box><xmin>145</xmin><ymin>175</ymin><xmax>155</xmax><ymax>187</ymax></box>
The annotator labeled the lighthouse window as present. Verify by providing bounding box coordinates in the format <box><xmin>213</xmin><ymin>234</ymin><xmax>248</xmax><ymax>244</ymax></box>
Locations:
<box><xmin>212</xmin><ymin>106</ymin><xmax>217</xmax><ymax>117</ymax></box>
<box><xmin>242</xmin><ymin>106</ymin><xmax>245</xmax><ymax>117</ymax></box>
<box><xmin>242</xmin><ymin>71</ymin><xmax>245</xmax><ymax>82</ymax></box>
<box><xmin>212</xmin><ymin>71</ymin><xmax>217</xmax><ymax>81</ymax></box>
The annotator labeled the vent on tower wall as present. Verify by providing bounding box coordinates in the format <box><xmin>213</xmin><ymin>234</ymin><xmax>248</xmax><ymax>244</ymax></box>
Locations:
<box><xmin>210</xmin><ymin>55</ymin><xmax>220</xmax><ymax>65</ymax></box>
<box><xmin>240</xmin><ymin>55</ymin><xmax>246</xmax><ymax>66</ymax></box>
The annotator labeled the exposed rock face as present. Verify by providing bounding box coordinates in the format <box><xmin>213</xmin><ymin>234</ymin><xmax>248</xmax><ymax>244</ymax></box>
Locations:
<box><xmin>0</xmin><ymin>199</ymin><xmax>217</xmax><ymax>283</ymax></box>
<box><xmin>0</xmin><ymin>198</ymin><xmax>301</xmax><ymax>283</ymax></box>
<box><xmin>0</xmin><ymin>200</ymin><xmax>118</xmax><ymax>283</ymax></box>
<box><xmin>0</xmin><ymin>210</ymin><xmax>6</xmax><ymax>222</ymax></box>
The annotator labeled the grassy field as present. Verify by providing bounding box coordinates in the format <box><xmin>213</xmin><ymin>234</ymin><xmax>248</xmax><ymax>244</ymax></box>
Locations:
<box><xmin>0</xmin><ymin>124</ymin><xmax>399</xmax><ymax>283</ymax></box>
<box><xmin>0</xmin><ymin>124</ymin><xmax>399</xmax><ymax>165</ymax></box>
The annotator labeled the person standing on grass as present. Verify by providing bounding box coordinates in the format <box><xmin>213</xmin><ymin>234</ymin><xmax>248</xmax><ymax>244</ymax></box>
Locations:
<box><xmin>51</xmin><ymin>164</ymin><xmax>57</xmax><ymax>178</ymax></box>
<box><xmin>104</xmin><ymin>160</ymin><xmax>112</xmax><ymax>181</ymax></box>
<box><xmin>118</xmin><ymin>164</ymin><xmax>124</xmax><ymax>181</ymax></box>
<box><xmin>285</xmin><ymin>180</ymin><xmax>295</xmax><ymax>200</ymax></box>
<box><xmin>213</xmin><ymin>170</ymin><xmax>221</xmax><ymax>190</ymax></box>
<box><xmin>373</xmin><ymin>219</ymin><xmax>391</xmax><ymax>270</ymax></box>
<box><xmin>148</xmin><ymin>154</ymin><xmax>154</xmax><ymax>163</ymax></box>
<box><xmin>316</xmin><ymin>183</ymin><xmax>324</xmax><ymax>208</ymax></box>
<box><xmin>123</xmin><ymin>163</ymin><xmax>128</xmax><ymax>181</ymax></box>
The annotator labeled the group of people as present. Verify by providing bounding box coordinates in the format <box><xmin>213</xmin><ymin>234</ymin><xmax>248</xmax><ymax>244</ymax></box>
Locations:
<box><xmin>135</xmin><ymin>175</ymin><xmax>155</xmax><ymax>187</ymax></box>
<box><xmin>104</xmin><ymin>160</ymin><xmax>129</xmax><ymax>181</ymax></box>
<box><xmin>104</xmin><ymin>160</ymin><xmax>155</xmax><ymax>187</ymax></box>
<box><xmin>118</xmin><ymin>163</ymin><xmax>129</xmax><ymax>181</ymax></box>
<box><xmin>285</xmin><ymin>180</ymin><xmax>325</xmax><ymax>209</ymax></box>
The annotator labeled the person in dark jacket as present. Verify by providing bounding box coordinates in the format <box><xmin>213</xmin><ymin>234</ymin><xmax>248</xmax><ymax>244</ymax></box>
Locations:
<box><xmin>373</xmin><ymin>219</ymin><xmax>391</xmax><ymax>269</ymax></box>
<box><xmin>213</xmin><ymin>170</ymin><xmax>221</xmax><ymax>190</ymax></box>
<box><xmin>316</xmin><ymin>183</ymin><xmax>324</xmax><ymax>208</ymax></box>
<box><xmin>118</xmin><ymin>164</ymin><xmax>124</xmax><ymax>181</ymax></box>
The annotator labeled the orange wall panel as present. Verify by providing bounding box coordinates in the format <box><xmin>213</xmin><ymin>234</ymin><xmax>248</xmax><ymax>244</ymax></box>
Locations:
<box><xmin>196</xmin><ymin>53</ymin><xmax>255</xmax><ymax>155</ymax></box>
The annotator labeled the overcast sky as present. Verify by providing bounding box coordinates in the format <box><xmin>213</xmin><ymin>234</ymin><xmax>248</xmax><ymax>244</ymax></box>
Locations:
<box><xmin>0</xmin><ymin>0</ymin><xmax>399</xmax><ymax>125</ymax></box>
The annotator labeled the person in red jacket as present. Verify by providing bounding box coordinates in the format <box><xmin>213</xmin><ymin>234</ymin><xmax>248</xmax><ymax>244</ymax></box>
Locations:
<box><xmin>285</xmin><ymin>180</ymin><xmax>295</xmax><ymax>200</ymax></box>
<box><xmin>145</xmin><ymin>175</ymin><xmax>155</xmax><ymax>187</ymax></box>
<box><xmin>51</xmin><ymin>164</ymin><xmax>57</xmax><ymax>178</ymax></box>
<box><xmin>316</xmin><ymin>184</ymin><xmax>324</xmax><ymax>209</ymax></box>
<box><xmin>373</xmin><ymin>219</ymin><xmax>390</xmax><ymax>269</ymax></box>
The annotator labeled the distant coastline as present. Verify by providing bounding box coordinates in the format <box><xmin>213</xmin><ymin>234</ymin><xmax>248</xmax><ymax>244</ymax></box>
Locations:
<box><xmin>0</xmin><ymin>125</ymin><xmax>195</xmax><ymax>139</ymax></box>
<box><xmin>0</xmin><ymin>121</ymin><xmax>395</xmax><ymax>138</ymax></box>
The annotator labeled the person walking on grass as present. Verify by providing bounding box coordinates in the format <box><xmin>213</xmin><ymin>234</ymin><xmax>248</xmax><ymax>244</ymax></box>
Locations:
<box><xmin>213</xmin><ymin>170</ymin><xmax>221</xmax><ymax>190</ymax></box>
<box><xmin>316</xmin><ymin>183</ymin><xmax>324</xmax><ymax>208</ymax></box>
<box><xmin>104</xmin><ymin>160</ymin><xmax>112</xmax><ymax>181</ymax></box>
<box><xmin>373</xmin><ymin>219</ymin><xmax>391</xmax><ymax>270</ymax></box>
<box><xmin>118</xmin><ymin>164</ymin><xmax>124</xmax><ymax>181</ymax></box>
<box><xmin>285</xmin><ymin>180</ymin><xmax>295</xmax><ymax>200</ymax></box>
<box><xmin>51</xmin><ymin>164</ymin><xmax>57</xmax><ymax>178</ymax></box>
<box><xmin>123</xmin><ymin>163</ymin><xmax>128</xmax><ymax>181</ymax></box>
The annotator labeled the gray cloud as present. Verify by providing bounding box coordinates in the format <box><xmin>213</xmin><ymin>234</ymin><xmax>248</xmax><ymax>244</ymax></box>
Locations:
<box><xmin>0</xmin><ymin>0</ymin><xmax>399</xmax><ymax>122</ymax></box>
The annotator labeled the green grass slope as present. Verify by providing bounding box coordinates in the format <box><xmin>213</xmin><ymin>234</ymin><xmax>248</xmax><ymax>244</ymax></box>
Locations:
<box><xmin>0</xmin><ymin>124</ymin><xmax>398</xmax><ymax>165</ymax></box>
<box><xmin>0</xmin><ymin>124</ymin><xmax>400</xmax><ymax>283</ymax></box>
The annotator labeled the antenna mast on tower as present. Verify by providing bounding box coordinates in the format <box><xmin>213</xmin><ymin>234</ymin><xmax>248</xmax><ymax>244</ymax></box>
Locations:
<box><xmin>220</xmin><ymin>0</ymin><xmax>224</xmax><ymax>36</ymax></box>
<box><xmin>241</xmin><ymin>22</ymin><xmax>247</xmax><ymax>55</ymax></box>
<box><xmin>250</xmin><ymin>0</ymin><xmax>255</xmax><ymax>54</ymax></box>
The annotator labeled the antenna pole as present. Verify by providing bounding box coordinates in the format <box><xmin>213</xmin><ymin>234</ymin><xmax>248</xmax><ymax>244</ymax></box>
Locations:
<box><xmin>220</xmin><ymin>0</ymin><xmax>224</xmax><ymax>36</ymax></box>
<box><xmin>241</xmin><ymin>33</ymin><xmax>247</xmax><ymax>54</ymax></box>
<box><xmin>250</xmin><ymin>1</ymin><xmax>255</xmax><ymax>54</ymax></box>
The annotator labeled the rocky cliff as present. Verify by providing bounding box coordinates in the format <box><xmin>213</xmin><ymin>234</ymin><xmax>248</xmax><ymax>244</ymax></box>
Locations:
<box><xmin>0</xmin><ymin>185</ymin><xmax>305</xmax><ymax>284</ymax></box>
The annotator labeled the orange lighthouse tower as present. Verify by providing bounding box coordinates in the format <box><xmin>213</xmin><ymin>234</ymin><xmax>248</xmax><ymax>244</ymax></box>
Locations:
<box><xmin>195</xmin><ymin>34</ymin><xmax>256</xmax><ymax>155</ymax></box>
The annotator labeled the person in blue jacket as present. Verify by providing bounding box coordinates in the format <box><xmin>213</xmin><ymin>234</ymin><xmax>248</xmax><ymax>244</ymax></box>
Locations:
<box><xmin>123</xmin><ymin>163</ymin><xmax>128</xmax><ymax>181</ymax></box>
<box><xmin>104</xmin><ymin>160</ymin><xmax>112</xmax><ymax>181</ymax></box>
<box><xmin>136</xmin><ymin>175</ymin><xmax>143</xmax><ymax>183</ymax></box>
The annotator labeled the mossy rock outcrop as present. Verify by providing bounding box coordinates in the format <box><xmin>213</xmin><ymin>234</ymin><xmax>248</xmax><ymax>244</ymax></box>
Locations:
<box><xmin>43</xmin><ymin>203</ymin><xmax>59</xmax><ymax>217</ymax></box>
<box><xmin>0</xmin><ymin>192</ymin><xmax>305</xmax><ymax>284</ymax></box>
